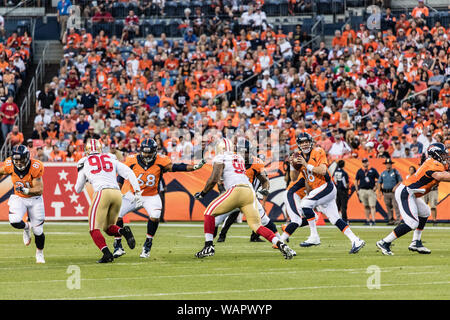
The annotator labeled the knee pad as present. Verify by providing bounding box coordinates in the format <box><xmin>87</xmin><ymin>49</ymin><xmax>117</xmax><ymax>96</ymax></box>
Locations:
<box><xmin>10</xmin><ymin>221</ymin><xmax>25</xmax><ymax>229</ymax></box>
<box><xmin>261</xmin><ymin>214</ymin><xmax>270</xmax><ymax>226</ymax></box>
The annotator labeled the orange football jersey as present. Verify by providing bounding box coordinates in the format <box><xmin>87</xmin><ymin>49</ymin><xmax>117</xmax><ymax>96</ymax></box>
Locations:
<box><xmin>300</xmin><ymin>147</ymin><xmax>330</xmax><ymax>190</ymax></box>
<box><xmin>404</xmin><ymin>158</ymin><xmax>445</xmax><ymax>197</ymax></box>
<box><xmin>1</xmin><ymin>158</ymin><xmax>44</xmax><ymax>198</ymax></box>
<box><xmin>245</xmin><ymin>157</ymin><xmax>265</xmax><ymax>184</ymax></box>
<box><xmin>121</xmin><ymin>154</ymin><xmax>171</xmax><ymax>196</ymax></box>
<box><xmin>287</xmin><ymin>171</ymin><xmax>307</xmax><ymax>198</ymax></box>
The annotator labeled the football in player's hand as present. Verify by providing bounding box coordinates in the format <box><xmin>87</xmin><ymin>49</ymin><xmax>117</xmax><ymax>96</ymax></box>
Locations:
<box><xmin>291</xmin><ymin>152</ymin><xmax>303</xmax><ymax>171</ymax></box>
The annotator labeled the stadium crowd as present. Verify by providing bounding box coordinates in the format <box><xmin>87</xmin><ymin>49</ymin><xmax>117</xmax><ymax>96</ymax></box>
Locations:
<box><xmin>20</xmin><ymin>1</ymin><xmax>450</xmax><ymax>167</ymax></box>
<box><xmin>0</xmin><ymin>13</ymin><xmax>32</xmax><ymax>145</ymax></box>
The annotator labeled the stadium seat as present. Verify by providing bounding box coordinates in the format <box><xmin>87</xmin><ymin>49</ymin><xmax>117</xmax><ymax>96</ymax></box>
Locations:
<box><xmin>165</xmin><ymin>1</ymin><xmax>177</xmax><ymax>17</ymax></box>
<box><xmin>176</xmin><ymin>1</ymin><xmax>190</xmax><ymax>17</ymax></box>
<box><xmin>150</xmin><ymin>19</ymin><xmax>165</xmax><ymax>37</ymax></box>
<box><xmin>16</xmin><ymin>20</ymin><xmax>30</xmax><ymax>36</ymax></box>
<box><xmin>265</xmin><ymin>0</ymin><xmax>280</xmax><ymax>16</ymax></box>
<box><xmin>302</xmin><ymin>18</ymin><xmax>313</xmax><ymax>34</ymax></box>
<box><xmin>317</xmin><ymin>0</ymin><xmax>331</xmax><ymax>15</ymax></box>
<box><xmin>114</xmin><ymin>19</ymin><xmax>124</xmax><ymax>38</ymax></box>
<box><xmin>112</xmin><ymin>2</ymin><xmax>125</xmax><ymax>18</ymax></box>
<box><xmin>332</xmin><ymin>0</ymin><xmax>345</xmax><ymax>14</ymax></box>
<box><xmin>141</xmin><ymin>19</ymin><xmax>152</xmax><ymax>37</ymax></box>
<box><xmin>168</xmin><ymin>19</ymin><xmax>182</xmax><ymax>37</ymax></box>
<box><xmin>124</xmin><ymin>2</ymin><xmax>138</xmax><ymax>16</ymax></box>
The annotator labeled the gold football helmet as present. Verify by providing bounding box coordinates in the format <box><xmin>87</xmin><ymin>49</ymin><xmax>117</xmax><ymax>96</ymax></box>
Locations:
<box><xmin>85</xmin><ymin>139</ymin><xmax>102</xmax><ymax>155</ymax></box>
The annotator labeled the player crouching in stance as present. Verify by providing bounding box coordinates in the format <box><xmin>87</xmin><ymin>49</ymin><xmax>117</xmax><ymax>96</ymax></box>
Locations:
<box><xmin>376</xmin><ymin>143</ymin><xmax>450</xmax><ymax>255</ymax></box>
<box><xmin>75</xmin><ymin>139</ymin><xmax>143</xmax><ymax>263</ymax></box>
<box><xmin>0</xmin><ymin>145</ymin><xmax>46</xmax><ymax>263</ymax></box>
<box><xmin>292</xmin><ymin>133</ymin><xmax>365</xmax><ymax>253</ymax></box>
<box><xmin>113</xmin><ymin>138</ymin><xmax>206</xmax><ymax>258</ymax></box>
<box><xmin>194</xmin><ymin>138</ymin><xmax>295</xmax><ymax>259</ymax></box>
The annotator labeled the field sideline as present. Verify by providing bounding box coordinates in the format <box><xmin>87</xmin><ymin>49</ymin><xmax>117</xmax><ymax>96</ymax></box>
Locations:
<box><xmin>1</xmin><ymin>221</ymin><xmax>450</xmax><ymax>300</ymax></box>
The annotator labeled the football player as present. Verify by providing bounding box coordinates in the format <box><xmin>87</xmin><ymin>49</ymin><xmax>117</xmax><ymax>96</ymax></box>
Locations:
<box><xmin>376</xmin><ymin>143</ymin><xmax>450</xmax><ymax>255</ymax></box>
<box><xmin>0</xmin><ymin>145</ymin><xmax>46</xmax><ymax>263</ymax></box>
<box><xmin>193</xmin><ymin>138</ymin><xmax>296</xmax><ymax>259</ymax></box>
<box><xmin>75</xmin><ymin>139</ymin><xmax>142</xmax><ymax>263</ymax></box>
<box><xmin>214</xmin><ymin>139</ymin><xmax>281</xmax><ymax>243</ymax></box>
<box><xmin>293</xmin><ymin>132</ymin><xmax>365</xmax><ymax>253</ymax></box>
<box><xmin>113</xmin><ymin>138</ymin><xmax>206</xmax><ymax>258</ymax></box>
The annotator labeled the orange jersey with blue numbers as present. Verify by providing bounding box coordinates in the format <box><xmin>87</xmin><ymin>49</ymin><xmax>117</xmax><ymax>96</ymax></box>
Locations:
<box><xmin>301</xmin><ymin>147</ymin><xmax>330</xmax><ymax>190</ymax></box>
<box><xmin>245</xmin><ymin>157</ymin><xmax>265</xmax><ymax>185</ymax></box>
<box><xmin>404</xmin><ymin>158</ymin><xmax>445</xmax><ymax>197</ymax></box>
<box><xmin>1</xmin><ymin>158</ymin><xmax>44</xmax><ymax>198</ymax></box>
<box><xmin>287</xmin><ymin>171</ymin><xmax>307</xmax><ymax>198</ymax></box>
<box><xmin>121</xmin><ymin>154</ymin><xmax>171</xmax><ymax>196</ymax></box>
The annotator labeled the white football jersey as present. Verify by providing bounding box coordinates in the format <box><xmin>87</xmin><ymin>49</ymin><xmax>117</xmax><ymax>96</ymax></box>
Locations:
<box><xmin>213</xmin><ymin>152</ymin><xmax>251</xmax><ymax>191</ymax></box>
<box><xmin>75</xmin><ymin>153</ymin><xmax>140</xmax><ymax>193</ymax></box>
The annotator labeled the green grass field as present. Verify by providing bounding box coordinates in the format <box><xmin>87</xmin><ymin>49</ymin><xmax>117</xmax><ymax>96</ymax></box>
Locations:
<box><xmin>1</xmin><ymin>221</ymin><xmax>450</xmax><ymax>300</ymax></box>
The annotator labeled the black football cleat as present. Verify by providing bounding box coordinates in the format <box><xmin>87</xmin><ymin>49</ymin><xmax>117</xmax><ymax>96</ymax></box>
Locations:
<box><xmin>195</xmin><ymin>243</ymin><xmax>215</xmax><ymax>258</ymax></box>
<box><xmin>277</xmin><ymin>241</ymin><xmax>296</xmax><ymax>259</ymax></box>
<box><xmin>120</xmin><ymin>226</ymin><xmax>136</xmax><ymax>250</ymax></box>
<box><xmin>217</xmin><ymin>234</ymin><xmax>226</xmax><ymax>242</ymax></box>
<box><xmin>376</xmin><ymin>240</ymin><xmax>394</xmax><ymax>256</ymax></box>
<box><xmin>97</xmin><ymin>250</ymin><xmax>114</xmax><ymax>263</ymax></box>
<box><xmin>250</xmin><ymin>231</ymin><xmax>264</xmax><ymax>242</ymax></box>
<box><xmin>408</xmin><ymin>240</ymin><xmax>431</xmax><ymax>254</ymax></box>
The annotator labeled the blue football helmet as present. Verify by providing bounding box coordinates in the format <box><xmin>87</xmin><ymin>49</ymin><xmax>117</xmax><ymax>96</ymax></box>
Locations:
<box><xmin>296</xmin><ymin>132</ymin><xmax>314</xmax><ymax>154</ymax></box>
<box><xmin>140</xmin><ymin>138</ymin><xmax>158</xmax><ymax>164</ymax></box>
<box><xmin>12</xmin><ymin>145</ymin><xmax>30</xmax><ymax>171</ymax></box>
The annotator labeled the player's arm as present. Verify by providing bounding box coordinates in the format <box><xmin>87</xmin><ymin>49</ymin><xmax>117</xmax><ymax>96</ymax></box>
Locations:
<box><xmin>195</xmin><ymin>163</ymin><xmax>224</xmax><ymax>199</ymax></box>
<box><xmin>256</xmin><ymin>169</ymin><xmax>270</xmax><ymax>201</ymax></box>
<box><xmin>116</xmin><ymin>161</ymin><xmax>141</xmax><ymax>194</ymax></box>
<box><xmin>74</xmin><ymin>161</ymin><xmax>87</xmax><ymax>194</ymax></box>
<box><xmin>431</xmin><ymin>171</ymin><xmax>450</xmax><ymax>182</ymax></box>
<box><xmin>18</xmin><ymin>177</ymin><xmax>44</xmax><ymax>196</ymax></box>
<box><xmin>163</xmin><ymin>159</ymin><xmax>206</xmax><ymax>172</ymax></box>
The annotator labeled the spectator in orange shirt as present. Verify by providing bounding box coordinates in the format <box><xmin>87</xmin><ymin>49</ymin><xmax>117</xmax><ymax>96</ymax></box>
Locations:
<box><xmin>49</xmin><ymin>145</ymin><xmax>67</xmax><ymax>162</ymax></box>
<box><xmin>411</xmin><ymin>0</ymin><xmax>429</xmax><ymax>25</ymax></box>
<box><xmin>332</xmin><ymin>30</ymin><xmax>347</xmax><ymax>47</ymax></box>
<box><xmin>6</xmin><ymin>125</ymin><xmax>23</xmax><ymax>146</ymax></box>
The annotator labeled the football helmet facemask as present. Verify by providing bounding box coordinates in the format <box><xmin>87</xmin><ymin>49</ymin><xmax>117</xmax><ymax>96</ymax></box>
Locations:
<box><xmin>140</xmin><ymin>139</ymin><xmax>158</xmax><ymax>165</ymax></box>
<box><xmin>12</xmin><ymin>145</ymin><xmax>30</xmax><ymax>171</ymax></box>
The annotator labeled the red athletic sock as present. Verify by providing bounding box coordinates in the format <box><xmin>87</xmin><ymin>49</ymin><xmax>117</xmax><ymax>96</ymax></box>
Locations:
<box><xmin>256</xmin><ymin>226</ymin><xmax>276</xmax><ymax>242</ymax></box>
<box><xmin>105</xmin><ymin>225</ymin><xmax>121</xmax><ymax>237</ymax></box>
<box><xmin>204</xmin><ymin>215</ymin><xmax>215</xmax><ymax>235</ymax></box>
<box><xmin>90</xmin><ymin>229</ymin><xmax>107</xmax><ymax>251</ymax></box>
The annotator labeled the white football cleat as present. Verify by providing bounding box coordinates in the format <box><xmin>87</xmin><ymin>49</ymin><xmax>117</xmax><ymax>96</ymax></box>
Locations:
<box><xmin>300</xmin><ymin>235</ymin><xmax>321</xmax><ymax>247</ymax></box>
<box><xmin>349</xmin><ymin>238</ymin><xmax>366</xmax><ymax>254</ymax></box>
<box><xmin>36</xmin><ymin>250</ymin><xmax>45</xmax><ymax>264</ymax></box>
<box><xmin>23</xmin><ymin>222</ymin><xmax>31</xmax><ymax>246</ymax></box>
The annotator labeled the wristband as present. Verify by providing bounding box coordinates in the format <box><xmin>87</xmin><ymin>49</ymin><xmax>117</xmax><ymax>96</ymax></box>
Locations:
<box><xmin>172</xmin><ymin>163</ymin><xmax>188</xmax><ymax>172</ymax></box>
<box><xmin>23</xmin><ymin>188</ymin><xmax>30</xmax><ymax>195</ymax></box>
<box><xmin>306</xmin><ymin>164</ymin><xmax>314</xmax><ymax>172</ymax></box>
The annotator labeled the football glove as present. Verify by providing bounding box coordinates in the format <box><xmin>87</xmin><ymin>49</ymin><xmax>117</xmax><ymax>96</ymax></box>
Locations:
<box><xmin>194</xmin><ymin>191</ymin><xmax>205</xmax><ymax>200</ymax></box>
<box><xmin>134</xmin><ymin>191</ymin><xmax>144</xmax><ymax>209</ymax></box>
<box><xmin>16</xmin><ymin>186</ymin><xmax>29</xmax><ymax>195</ymax></box>
<box><xmin>193</xmin><ymin>159</ymin><xmax>206</xmax><ymax>170</ymax></box>
<box><xmin>259</xmin><ymin>188</ymin><xmax>269</xmax><ymax>197</ymax></box>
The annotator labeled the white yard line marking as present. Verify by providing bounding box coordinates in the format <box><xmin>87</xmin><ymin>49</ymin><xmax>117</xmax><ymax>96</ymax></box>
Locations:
<box><xmin>0</xmin><ymin>232</ymin><xmax>82</xmax><ymax>235</ymax></box>
<box><xmin>48</xmin><ymin>281</ymin><xmax>450</xmax><ymax>300</ymax></box>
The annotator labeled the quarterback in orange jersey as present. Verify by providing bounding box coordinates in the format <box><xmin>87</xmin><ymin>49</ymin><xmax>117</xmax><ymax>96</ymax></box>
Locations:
<box><xmin>377</xmin><ymin>143</ymin><xmax>450</xmax><ymax>256</ymax></box>
<box><xmin>0</xmin><ymin>145</ymin><xmax>46</xmax><ymax>263</ymax></box>
<box><xmin>292</xmin><ymin>132</ymin><xmax>365</xmax><ymax>253</ymax></box>
<box><xmin>114</xmin><ymin>138</ymin><xmax>206</xmax><ymax>258</ymax></box>
<box><xmin>214</xmin><ymin>140</ymin><xmax>281</xmax><ymax>243</ymax></box>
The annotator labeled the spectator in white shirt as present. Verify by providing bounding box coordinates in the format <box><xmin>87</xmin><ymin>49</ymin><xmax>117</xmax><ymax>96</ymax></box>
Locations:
<box><xmin>279</xmin><ymin>37</ymin><xmax>293</xmax><ymax>60</ymax></box>
<box><xmin>328</xmin><ymin>133</ymin><xmax>352</xmax><ymax>158</ymax></box>
<box><xmin>261</xmin><ymin>70</ymin><xmax>275</xmax><ymax>90</ymax></box>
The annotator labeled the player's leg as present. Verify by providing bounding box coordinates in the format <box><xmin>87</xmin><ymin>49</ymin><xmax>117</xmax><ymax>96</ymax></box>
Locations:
<box><xmin>280</xmin><ymin>190</ymin><xmax>307</xmax><ymax>243</ymax></box>
<box><xmin>377</xmin><ymin>185</ymin><xmax>418</xmax><ymax>256</ymax></box>
<box><xmin>7</xmin><ymin>195</ymin><xmax>31</xmax><ymax>246</ymax></box>
<box><xmin>299</xmin><ymin>182</ymin><xmax>336</xmax><ymax>247</ymax></box>
<box><xmin>196</xmin><ymin>187</ymin><xmax>240</xmax><ymax>258</ymax></box>
<box><xmin>113</xmin><ymin>192</ymin><xmax>136</xmax><ymax>257</ymax></box>
<box><xmin>408</xmin><ymin>197</ymin><xmax>431</xmax><ymax>254</ymax></box>
<box><xmin>250</xmin><ymin>200</ymin><xmax>276</xmax><ymax>242</ymax></box>
<box><xmin>140</xmin><ymin>195</ymin><xmax>162</xmax><ymax>258</ymax></box>
<box><xmin>88</xmin><ymin>190</ymin><xmax>114</xmax><ymax>263</ymax></box>
<box><xmin>27</xmin><ymin>197</ymin><xmax>46</xmax><ymax>263</ymax></box>
<box><xmin>217</xmin><ymin>209</ymin><xmax>240</xmax><ymax>242</ymax></box>
<box><xmin>319</xmin><ymin>198</ymin><xmax>365</xmax><ymax>254</ymax></box>
<box><xmin>240</xmin><ymin>188</ymin><xmax>295</xmax><ymax>259</ymax></box>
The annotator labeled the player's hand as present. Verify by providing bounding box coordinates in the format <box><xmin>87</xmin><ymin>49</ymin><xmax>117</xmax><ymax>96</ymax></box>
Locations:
<box><xmin>16</xmin><ymin>186</ymin><xmax>29</xmax><ymax>195</ymax></box>
<box><xmin>194</xmin><ymin>191</ymin><xmax>204</xmax><ymax>200</ymax></box>
<box><xmin>134</xmin><ymin>191</ymin><xmax>144</xmax><ymax>209</ymax></box>
<box><xmin>259</xmin><ymin>188</ymin><xmax>269</xmax><ymax>197</ymax></box>
<box><xmin>193</xmin><ymin>159</ymin><xmax>206</xmax><ymax>170</ymax></box>
<box><xmin>297</xmin><ymin>155</ymin><xmax>307</xmax><ymax>167</ymax></box>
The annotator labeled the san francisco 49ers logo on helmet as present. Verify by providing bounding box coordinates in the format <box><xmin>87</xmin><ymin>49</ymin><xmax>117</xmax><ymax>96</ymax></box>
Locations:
<box><xmin>85</xmin><ymin>139</ymin><xmax>102</xmax><ymax>155</ymax></box>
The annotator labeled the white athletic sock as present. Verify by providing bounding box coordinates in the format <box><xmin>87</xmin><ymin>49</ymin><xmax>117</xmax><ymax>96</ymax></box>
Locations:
<box><xmin>272</xmin><ymin>237</ymin><xmax>279</xmax><ymax>245</ymax></box>
<box><xmin>343</xmin><ymin>227</ymin><xmax>358</xmax><ymax>242</ymax></box>
<box><xmin>205</xmin><ymin>233</ymin><xmax>214</xmax><ymax>242</ymax></box>
<box><xmin>308</xmin><ymin>219</ymin><xmax>319</xmax><ymax>238</ymax></box>
<box><xmin>274</xmin><ymin>232</ymin><xmax>281</xmax><ymax>239</ymax></box>
<box><xmin>412</xmin><ymin>229</ymin><xmax>422</xmax><ymax>241</ymax></box>
<box><xmin>24</xmin><ymin>222</ymin><xmax>30</xmax><ymax>230</ymax></box>
<box><xmin>280</xmin><ymin>232</ymin><xmax>289</xmax><ymax>242</ymax></box>
<box><xmin>383</xmin><ymin>232</ymin><xmax>397</xmax><ymax>243</ymax></box>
